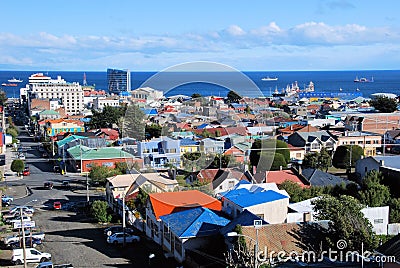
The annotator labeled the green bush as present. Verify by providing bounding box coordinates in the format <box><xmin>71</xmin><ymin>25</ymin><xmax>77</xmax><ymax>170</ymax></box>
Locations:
<box><xmin>90</xmin><ymin>200</ymin><xmax>112</xmax><ymax>223</ymax></box>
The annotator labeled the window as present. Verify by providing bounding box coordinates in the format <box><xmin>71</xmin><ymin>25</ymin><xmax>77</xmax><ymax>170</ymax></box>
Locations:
<box><xmin>163</xmin><ymin>224</ymin><xmax>170</xmax><ymax>243</ymax></box>
<box><xmin>174</xmin><ymin>236</ymin><xmax>182</xmax><ymax>256</ymax></box>
<box><xmin>350</xmin><ymin>141</ymin><xmax>355</xmax><ymax>145</ymax></box>
<box><xmin>358</xmin><ymin>141</ymin><xmax>363</xmax><ymax>144</ymax></box>
<box><xmin>374</xmin><ymin>219</ymin><xmax>384</xmax><ymax>224</ymax></box>
<box><xmin>366</xmin><ymin>141</ymin><xmax>371</xmax><ymax>144</ymax></box>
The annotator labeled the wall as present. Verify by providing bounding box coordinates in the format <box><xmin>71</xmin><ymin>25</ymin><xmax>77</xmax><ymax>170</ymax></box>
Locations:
<box><xmin>247</xmin><ymin>198</ymin><xmax>289</xmax><ymax>224</ymax></box>
<box><xmin>361</xmin><ymin>206</ymin><xmax>389</xmax><ymax>235</ymax></box>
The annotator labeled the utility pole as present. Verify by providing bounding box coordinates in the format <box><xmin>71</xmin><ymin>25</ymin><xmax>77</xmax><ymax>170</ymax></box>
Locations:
<box><xmin>86</xmin><ymin>172</ymin><xmax>89</xmax><ymax>203</ymax></box>
<box><xmin>122</xmin><ymin>193</ymin><xmax>126</xmax><ymax>247</ymax></box>
<box><xmin>20</xmin><ymin>206</ymin><xmax>27</xmax><ymax>268</ymax></box>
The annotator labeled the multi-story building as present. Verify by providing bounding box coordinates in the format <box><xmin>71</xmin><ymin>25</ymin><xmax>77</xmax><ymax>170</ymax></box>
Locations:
<box><xmin>107</xmin><ymin>68</ymin><xmax>131</xmax><ymax>94</ymax></box>
<box><xmin>335</xmin><ymin>131</ymin><xmax>382</xmax><ymax>157</ymax></box>
<box><xmin>44</xmin><ymin>119</ymin><xmax>85</xmax><ymax>137</ymax></box>
<box><xmin>93</xmin><ymin>97</ymin><xmax>120</xmax><ymax>111</ymax></box>
<box><xmin>26</xmin><ymin>73</ymin><xmax>84</xmax><ymax>115</ymax></box>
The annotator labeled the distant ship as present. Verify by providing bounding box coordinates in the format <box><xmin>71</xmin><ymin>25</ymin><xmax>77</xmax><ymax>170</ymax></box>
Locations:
<box><xmin>261</xmin><ymin>76</ymin><xmax>278</xmax><ymax>81</ymax></box>
<box><xmin>1</xmin><ymin>83</ymin><xmax>17</xmax><ymax>86</ymax></box>
<box><xmin>7</xmin><ymin>77</ymin><xmax>23</xmax><ymax>83</ymax></box>
<box><xmin>354</xmin><ymin>76</ymin><xmax>374</xmax><ymax>83</ymax></box>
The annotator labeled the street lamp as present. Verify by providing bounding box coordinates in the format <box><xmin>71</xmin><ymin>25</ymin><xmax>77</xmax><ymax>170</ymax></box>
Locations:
<box><xmin>227</xmin><ymin>231</ymin><xmax>259</xmax><ymax>268</ymax></box>
<box><xmin>20</xmin><ymin>199</ymin><xmax>37</xmax><ymax>268</ymax></box>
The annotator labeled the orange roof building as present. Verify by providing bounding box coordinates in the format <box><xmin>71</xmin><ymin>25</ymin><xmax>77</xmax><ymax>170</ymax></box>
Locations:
<box><xmin>148</xmin><ymin>190</ymin><xmax>221</xmax><ymax>219</ymax></box>
<box><xmin>265</xmin><ymin>170</ymin><xmax>309</xmax><ymax>188</ymax></box>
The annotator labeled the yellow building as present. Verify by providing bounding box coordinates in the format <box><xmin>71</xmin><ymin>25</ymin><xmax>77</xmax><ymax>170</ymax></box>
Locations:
<box><xmin>45</xmin><ymin>119</ymin><xmax>85</xmax><ymax>136</ymax></box>
<box><xmin>336</xmin><ymin>131</ymin><xmax>381</xmax><ymax>157</ymax></box>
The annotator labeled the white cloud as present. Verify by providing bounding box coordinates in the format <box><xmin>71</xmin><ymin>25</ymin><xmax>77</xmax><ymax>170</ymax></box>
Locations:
<box><xmin>1</xmin><ymin>21</ymin><xmax>400</xmax><ymax>70</ymax></box>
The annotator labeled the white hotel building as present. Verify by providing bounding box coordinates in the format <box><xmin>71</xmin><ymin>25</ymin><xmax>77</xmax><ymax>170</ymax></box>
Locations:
<box><xmin>22</xmin><ymin>73</ymin><xmax>84</xmax><ymax>115</ymax></box>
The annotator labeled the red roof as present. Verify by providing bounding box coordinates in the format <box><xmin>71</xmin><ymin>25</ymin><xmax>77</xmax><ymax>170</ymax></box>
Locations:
<box><xmin>149</xmin><ymin>190</ymin><xmax>221</xmax><ymax>219</ymax></box>
<box><xmin>266</xmin><ymin>170</ymin><xmax>309</xmax><ymax>188</ymax></box>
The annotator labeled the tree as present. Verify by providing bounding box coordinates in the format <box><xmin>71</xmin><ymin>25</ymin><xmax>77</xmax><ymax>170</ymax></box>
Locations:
<box><xmin>369</xmin><ymin>96</ymin><xmax>398</xmax><ymax>113</ymax></box>
<box><xmin>312</xmin><ymin>195</ymin><xmax>377</xmax><ymax>251</ymax></box>
<box><xmin>134</xmin><ymin>188</ymin><xmax>149</xmax><ymax>218</ymax></box>
<box><xmin>332</xmin><ymin>145</ymin><xmax>364</xmax><ymax>170</ymax></box>
<box><xmin>249</xmin><ymin>139</ymin><xmax>289</xmax><ymax>172</ymax></box>
<box><xmin>91</xmin><ymin>106</ymin><xmax>126</xmax><ymax>129</ymax></box>
<box><xmin>122</xmin><ymin>104</ymin><xmax>146</xmax><ymax>141</ymax></box>
<box><xmin>145</xmin><ymin>123</ymin><xmax>162</xmax><ymax>139</ymax></box>
<box><xmin>359</xmin><ymin>170</ymin><xmax>390</xmax><ymax>207</ymax></box>
<box><xmin>226</xmin><ymin>90</ymin><xmax>242</xmax><ymax>103</ymax></box>
<box><xmin>302</xmin><ymin>152</ymin><xmax>319</xmax><ymax>169</ymax></box>
<box><xmin>89</xmin><ymin>164</ymin><xmax>122</xmax><ymax>185</ymax></box>
<box><xmin>6</xmin><ymin>128</ymin><xmax>18</xmax><ymax>139</ymax></box>
<box><xmin>90</xmin><ymin>200</ymin><xmax>111</xmax><ymax>223</ymax></box>
<box><xmin>270</xmin><ymin>153</ymin><xmax>287</xmax><ymax>170</ymax></box>
<box><xmin>318</xmin><ymin>147</ymin><xmax>332</xmax><ymax>172</ymax></box>
<box><xmin>11</xmin><ymin>160</ymin><xmax>25</xmax><ymax>176</ymax></box>
<box><xmin>389</xmin><ymin>198</ymin><xmax>400</xmax><ymax>223</ymax></box>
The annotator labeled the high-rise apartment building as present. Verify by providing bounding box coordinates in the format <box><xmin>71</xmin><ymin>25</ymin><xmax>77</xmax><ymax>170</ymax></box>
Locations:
<box><xmin>26</xmin><ymin>73</ymin><xmax>84</xmax><ymax>115</ymax></box>
<box><xmin>107</xmin><ymin>68</ymin><xmax>131</xmax><ymax>94</ymax></box>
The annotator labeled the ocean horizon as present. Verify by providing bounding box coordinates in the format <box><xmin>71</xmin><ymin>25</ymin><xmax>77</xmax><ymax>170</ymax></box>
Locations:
<box><xmin>1</xmin><ymin>70</ymin><xmax>400</xmax><ymax>99</ymax></box>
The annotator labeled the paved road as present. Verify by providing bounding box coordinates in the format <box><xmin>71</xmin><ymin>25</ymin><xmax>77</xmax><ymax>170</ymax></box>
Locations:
<box><xmin>1</xmin><ymin>124</ymin><xmax>178</xmax><ymax>267</ymax></box>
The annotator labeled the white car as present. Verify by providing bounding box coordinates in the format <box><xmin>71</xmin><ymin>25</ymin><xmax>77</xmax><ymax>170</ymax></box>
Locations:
<box><xmin>9</xmin><ymin>206</ymin><xmax>35</xmax><ymax>214</ymax></box>
<box><xmin>106</xmin><ymin>232</ymin><xmax>140</xmax><ymax>245</ymax></box>
<box><xmin>11</xmin><ymin>248</ymin><xmax>51</xmax><ymax>265</ymax></box>
<box><xmin>17</xmin><ymin>154</ymin><xmax>25</xmax><ymax>160</ymax></box>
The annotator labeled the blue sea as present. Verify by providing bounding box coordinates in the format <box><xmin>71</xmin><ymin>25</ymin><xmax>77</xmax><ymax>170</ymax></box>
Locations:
<box><xmin>1</xmin><ymin>70</ymin><xmax>400</xmax><ymax>99</ymax></box>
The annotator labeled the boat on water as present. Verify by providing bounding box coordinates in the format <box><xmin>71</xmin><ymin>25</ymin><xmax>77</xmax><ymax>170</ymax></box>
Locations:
<box><xmin>7</xmin><ymin>77</ymin><xmax>23</xmax><ymax>83</ymax></box>
<box><xmin>261</xmin><ymin>76</ymin><xmax>278</xmax><ymax>81</ymax></box>
<box><xmin>1</xmin><ymin>83</ymin><xmax>17</xmax><ymax>86</ymax></box>
<box><xmin>354</xmin><ymin>76</ymin><xmax>374</xmax><ymax>83</ymax></box>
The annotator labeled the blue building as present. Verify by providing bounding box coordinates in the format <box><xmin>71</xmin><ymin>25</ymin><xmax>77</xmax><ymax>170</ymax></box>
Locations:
<box><xmin>137</xmin><ymin>136</ymin><xmax>181</xmax><ymax>168</ymax></box>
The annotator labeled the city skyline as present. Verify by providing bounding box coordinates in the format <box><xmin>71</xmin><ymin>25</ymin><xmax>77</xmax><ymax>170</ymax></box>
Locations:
<box><xmin>1</xmin><ymin>0</ymin><xmax>400</xmax><ymax>71</ymax></box>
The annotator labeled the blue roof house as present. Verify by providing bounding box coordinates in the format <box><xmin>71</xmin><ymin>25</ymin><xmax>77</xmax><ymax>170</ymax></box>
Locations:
<box><xmin>221</xmin><ymin>186</ymin><xmax>289</xmax><ymax>224</ymax></box>
<box><xmin>137</xmin><ymin>136</ymin><xmax>181</xmax><ymax>168</ymax></box>
<box><xmin>159</xmin><ymin>207</ymin><xmax>229</xmax><ymax>263</ymax></box>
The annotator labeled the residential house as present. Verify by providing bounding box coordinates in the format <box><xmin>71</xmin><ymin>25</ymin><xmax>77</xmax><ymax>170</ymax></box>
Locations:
<box><xmin>333</xmin><ymin>131</ymin><xmax>382</xmax><ymax>157</ymax></box>
<box><xmin>344</xmin><ymin>113</ymin><xmax>400</xmax><ymax>134</ymax></box>
<box><xmin>264</xmin><ymin>169</ymin><xmax>309</xmax><ymax>188</ymax></box>
<box><xmin>288</xmin><ymin>197</ymin><xmax>389</xmax><ymax>235</ymax></box>
<box><xmin>300</xmin><ymin>168</ymin><xmax>350</xmax><ymax>187</ymax></box>
<box><xmin>67</xmin><ymin>145</ymin><xmax>143</xmax><ymax>172</ymax></box>
<box><xmin>91</xmin><ymin>128</ymin><xmax>120</xmax><ymax>141</ymax></box>
<box><xmin>160</xmin><ymin>207</ymin><xmax>229</xmax><ymax>263</ymax></box>
<box><xmin>221</xmin><ymin>182</ymin><xmax>289</xmax><ymax>223</ymax></box>
<box><xmin>200</xmin><ymin>138</ymin><xmax>225</xmax><ymax>154</ymax></box>
<box><xmin>194</xmin><ymin>168</ymin><xmax>252</xmax><ymax>196</ymax></box>
<box><xmin>355</xmin><ymin>155</ymin><xmax>400</xmax><ymax>190</ymax></box>
<box><xmin>106</xmin><ymin>173</ymin><xmax>179</xmax><ymax>213</ymax></box>
<box><xmin>44</xmin><ymin>119</ymin><xmax>85</xmax><ymax>137</ymax></box>
<box><xmin>179</xmin><ymin>138</ymin><xmax>200</xmax><ymax>155</ymax></box>
<box><xmin>38</xmin><ymin>110</ymin><xmax>60</xmax><ymax>120</ymax></box>
<box><xmin>137</xmin><ymin>136</ymin><xmax>181</xmax><ymax>168</ymax></box>
<box><xmin>145</xmin><ymin>190</ymin><xmax>222</xmax><ymax>245</ymax></box>
<box><xmin>287</xmin><ymin>130</ymin><xmax>336</xmax><ymax>153</ymax></box>
<box><xmin>56</xmin><ymin>134</ymin><xmax>88</xmax><ymax>155</ymax></box>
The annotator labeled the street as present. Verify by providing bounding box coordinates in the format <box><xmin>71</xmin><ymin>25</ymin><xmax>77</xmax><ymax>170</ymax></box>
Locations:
<box><xmin>1</xmin><ymin>125</ymin><xmax>176</xmax><ymax>267</ymax></box>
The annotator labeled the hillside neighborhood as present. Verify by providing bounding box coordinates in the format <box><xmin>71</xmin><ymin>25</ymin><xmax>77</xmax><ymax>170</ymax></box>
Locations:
<box><xmin>1</xmin><ymin>72</ymin><xmax>400</xmax><ymax>267</ymax></box>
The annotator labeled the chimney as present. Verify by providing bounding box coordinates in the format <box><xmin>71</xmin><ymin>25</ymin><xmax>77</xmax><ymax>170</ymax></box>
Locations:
<box><xmin>279</xmin><ymin>165</ymin><xmax>283</xmax><ymax>171</ymax></box>
<box><xmin>298</xmin><ymin>164</ymin><xmax>302</xmax><ymax>175</ymax></box>
<box><xmin>380</xmin><ymin>160</ymin><xmax>385</xmax><ymax>166</ymax></box>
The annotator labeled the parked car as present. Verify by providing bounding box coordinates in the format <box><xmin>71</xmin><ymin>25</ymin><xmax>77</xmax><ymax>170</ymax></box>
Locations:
<box><xmin>35</xmin><ymin>261</ymin><xmax>74</xmax><ymax>268</ymax></box>
<box><xmin>3</xmin><ymin>210</ymin><xmax>33</xmax><ymax>220</ymax></box>
<box><xmin>44</xmin><ymin>182</ymin><xmax>54</xmax><ymax>190</ymax></box>
<box><xmin>2</xmin><ymin>195</ymin><xmax>14</xmax><ymax>206</ymax></box>
<box><xmin>9</xmin><ymin>237</ymin><xmax>42</xmax><ymax>249</ymax></box>
<box><xmin>6</xmin><ymin>215</ymin><xmax>32</xmax><ymax>225</ymax></box>
<box><xmin>103</xmin><ymin>226</ymin><xmax>135</xmax><ymax>236</ymax></box>
<box><xmin>11</xmin><ymin>248</ymin><xmax>51</xmax><ymax>265</ymax></box>
<box><xmin>9</xmin><ymin>205</ymin><xmax>35</xmax><ymax>215</ymax></box>
<box><xmin>17</xmin><ymin>153</ymin><xmax>25</xmax><ymax>160</ymax></box>
<box><xmin>4</xmin><ymin>231</ymin><xmax>45</xmax><ymax>246</ymax></box>
<box><xmin>61</xmin><ymin>180</ymin><xmax>70</xmax><ymax>188</ymax></box>
<box><xmin>53</xmin><ymin>201</ymin><xmax>62</xmax><ymax>210</ymax></box>
<box><xmin>106</xmin><ymin>232</ymin><xmax>140</xmax><ymax>244</ymax></box>
<box><xmin>23</xmin><ymin>166</ymin><xmax>30</xmax><ymax>176</ymax></box>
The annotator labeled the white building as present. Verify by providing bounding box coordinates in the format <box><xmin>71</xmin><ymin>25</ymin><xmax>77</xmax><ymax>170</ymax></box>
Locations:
<box><xmin>130</xmin><ymin>87</ymin><xmax>164</xmax><ymax>103</ymax></box>
<box><xmin>93</xmin><ymin>97</ymin><xmax>120</xmax><ymax>111</ymax></box>
<box><xmin>26</xmin><ymin>73</ymin><xmax>84</xmax><ymax>115</ymax></box>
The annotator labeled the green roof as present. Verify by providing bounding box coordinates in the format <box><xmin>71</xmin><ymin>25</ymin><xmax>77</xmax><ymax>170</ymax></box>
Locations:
<box><xmin>57</xmin><ymin>135</ymin><xmax>88</xmax><ymax>147</ymax></box>
<box><xmin>39</xmin><ymin>109</ymin><xmax>60</xmax><ymax>115</ymax></box>
<box><xmin>67</xmin><ymin>145</ymin><xmax>134</xmax><ymax>160</ymax></box>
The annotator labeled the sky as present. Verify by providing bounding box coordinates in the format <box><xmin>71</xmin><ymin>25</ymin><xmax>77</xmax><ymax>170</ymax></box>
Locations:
<box><xmin>1</xmin><ymin>0</ymin><xmax>400</xmax><ymax>71</ymax></box>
